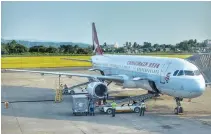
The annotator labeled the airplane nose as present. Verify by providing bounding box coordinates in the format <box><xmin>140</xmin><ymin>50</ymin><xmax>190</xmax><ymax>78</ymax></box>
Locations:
<box><xmin>198</xmin><ymin>76</ymin><xmax>206</xmax><ymax>92</ymax></box>
<box><xmin>191</xmin><ymin>77</ymin><xmax>206</xmax><ymax>97</ymax></box>
<box><xmin>197</xmin><ymin>81</ymin><xmax>206</xmax><ymax>94</ymax></box>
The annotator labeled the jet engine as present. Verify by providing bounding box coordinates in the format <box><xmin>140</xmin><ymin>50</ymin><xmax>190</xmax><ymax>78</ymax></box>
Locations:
<box><xmin>86</xmin><ymin>82</ymin><xmax>108</xmax><ymax>98</ymax></box>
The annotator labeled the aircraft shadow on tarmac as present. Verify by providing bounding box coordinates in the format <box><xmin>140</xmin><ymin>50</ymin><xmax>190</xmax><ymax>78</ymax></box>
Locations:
<box><xmin>2</xmin><ymin>85</ymin><xmax>211</xmax><ymax>131</ymax></box>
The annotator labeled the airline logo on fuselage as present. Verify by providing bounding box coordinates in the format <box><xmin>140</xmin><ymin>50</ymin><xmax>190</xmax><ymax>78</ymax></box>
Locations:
<box><xmin>165</xmin><ymin>72</ymin><xmax>171</xmax><ymax>83</ymax></box>
<box><xmin>127</xmin><ymin>61</ymin><xmax>160</xmax><ymax>68</ymax></box>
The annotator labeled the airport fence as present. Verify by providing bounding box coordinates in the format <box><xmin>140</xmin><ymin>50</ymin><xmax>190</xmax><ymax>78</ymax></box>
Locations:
<box><xmin>186</xmin><ymin>53</ymin><xmax>211</xmax><ymax>84</ymax></box>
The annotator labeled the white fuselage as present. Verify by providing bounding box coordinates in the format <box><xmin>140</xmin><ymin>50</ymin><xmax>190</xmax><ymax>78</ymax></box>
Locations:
<box><xmin>91</xmin><ymin>54</ymin><xmax>206</xmax><ymax>99</ymax></box>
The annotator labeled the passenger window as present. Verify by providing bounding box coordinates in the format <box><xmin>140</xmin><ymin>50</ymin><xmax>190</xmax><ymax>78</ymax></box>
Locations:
<box><xmin>173</xmin><ymin>70</ymin><xmax>179</xmax><ymax>76</ymax></box>
<box><xmin>184</xmin><ymin>70</ymin><xmax>194</xmax><ymax>76</ymax></box>
<box><xmin>194</xmin><ymin>70</ymin><xmax>201</xmax><ymax>76</ymax></box>
<box><xmin>177</xmin><ymin>70</ymin><xmax>184</xmax><ymax>76</ymax></box>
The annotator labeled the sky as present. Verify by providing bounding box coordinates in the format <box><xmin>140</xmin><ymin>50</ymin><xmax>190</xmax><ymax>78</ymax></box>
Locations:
<box><xmin>1</xmin><ymin>1</ymin><xmax>211</xmax><ymax>46</ymax></box>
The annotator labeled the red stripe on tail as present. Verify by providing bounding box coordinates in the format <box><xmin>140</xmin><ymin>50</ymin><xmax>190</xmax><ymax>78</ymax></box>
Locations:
<box><xmin>92</xmin><ymin>22</ymin><xmax>103</xmax><ymax>55</ymax></box>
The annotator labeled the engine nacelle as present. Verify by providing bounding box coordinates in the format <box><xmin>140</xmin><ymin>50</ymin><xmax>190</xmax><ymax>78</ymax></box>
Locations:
<box><xmin>87</xmin><ymin>82</ymin><xmax>108</xmax><ymax>98</ymax></box>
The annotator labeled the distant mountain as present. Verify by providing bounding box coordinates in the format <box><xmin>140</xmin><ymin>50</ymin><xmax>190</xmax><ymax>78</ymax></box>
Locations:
<box><xmin>1</xmin><ymin>38</ymin><xmax>91</xmax><ymax>48</ymax></box>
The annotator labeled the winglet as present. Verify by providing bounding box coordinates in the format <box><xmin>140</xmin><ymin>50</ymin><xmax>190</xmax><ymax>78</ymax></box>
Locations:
<box><xmin>92</xmin><ymin>22</ymin><xmax>103</xmax><ymax>55</ymax></box>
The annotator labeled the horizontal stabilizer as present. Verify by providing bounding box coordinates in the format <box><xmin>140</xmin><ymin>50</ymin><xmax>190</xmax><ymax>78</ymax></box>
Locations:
<box><xmin>61</xmin><ymin>58</ymin><xmax>91</xmax><ymax>62</ymax></box>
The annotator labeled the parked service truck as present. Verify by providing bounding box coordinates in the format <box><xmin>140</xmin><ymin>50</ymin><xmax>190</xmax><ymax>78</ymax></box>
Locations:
<box><xmin>70</xmin><ymin>94</ymin><xmax>89</xmax><ymax>116</ymax></box>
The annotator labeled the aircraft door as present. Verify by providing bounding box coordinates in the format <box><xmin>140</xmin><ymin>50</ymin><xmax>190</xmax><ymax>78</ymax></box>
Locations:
<box><xmin>160</xmin><ymin>60</ymin><xmax>172</xmax><ymax>84</ymax></box>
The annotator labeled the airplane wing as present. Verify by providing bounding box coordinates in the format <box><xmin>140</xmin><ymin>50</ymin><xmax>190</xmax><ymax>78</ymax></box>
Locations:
<box><xmin>4</xmin><ymin>69</ymin><xmax>124</xmax><ymax>82</ymax></box>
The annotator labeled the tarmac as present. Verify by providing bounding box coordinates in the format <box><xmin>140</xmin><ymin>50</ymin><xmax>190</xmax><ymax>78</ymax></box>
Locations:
<box><xmin>1</xmin><ymin>68</ymin><xmax>211</xmax><ymax>134</ymax></box>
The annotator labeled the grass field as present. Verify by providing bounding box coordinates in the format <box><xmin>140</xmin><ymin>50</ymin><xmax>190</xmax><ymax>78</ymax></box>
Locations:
<box><xmin>1</xmin><ymin>56</ymin><xmax>92</xmax><ymax>69</ymax></box>
<box><xmin>1</xmin><ymin>54</ymin><xmax>192</xmax><ymax>69</ymax></box>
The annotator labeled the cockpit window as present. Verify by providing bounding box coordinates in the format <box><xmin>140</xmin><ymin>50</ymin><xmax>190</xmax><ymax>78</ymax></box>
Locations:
<box><xmin>177</xmin><ymin>70</ymin><xmax>184</xmax><ymax>76</ymax></box>
<box><xmin>184</xmin><ymin>70</ymin><xmax>194</xmax><ymax>76</ymax></box>
<box><xmin>175</xmin><ymin>70</ymin><xmax>201</xmax><ymax>76</ymax></box>
<box><xmin>194</xmin><ymin>70</ymin><xmax>201</xmax><ymax>76</ymax></box>
<box><xmin>173</xmin><ymin>70</ymin><xmax>179</xmax><ymax>76</ymax></box>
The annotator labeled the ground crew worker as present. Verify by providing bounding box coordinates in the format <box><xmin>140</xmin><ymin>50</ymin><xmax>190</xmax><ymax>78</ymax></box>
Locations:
<box><xmin>64</xmin><ymin>84</ymin><xmax>68</xmax><ymax>89</ymax></box>
<box><xmin>106</xmin><ymin>93</ymin><xmax>109</xmax><ymax>99</ymax></box>
<box><xmin>111</xmin><ymin>100</ymin><xmax>117</xmax><ymax>117</ymax></box>
<box><xmin>103</xmin><ymin>96</ymin><xmax>107</xmax><ymax>104</ymax></box>
<box><xmin>89</xmin><ymin>99</ymin><xmax>95</xmax><ymax>116</ymax></box>
<box><xmin>140</xmin><ymin>100</ymin><xmax>146</xmax><ymax>116</ymax></box>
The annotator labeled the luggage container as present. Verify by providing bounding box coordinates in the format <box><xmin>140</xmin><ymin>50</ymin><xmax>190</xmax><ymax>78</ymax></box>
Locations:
<box><xmin>70</xmin><ymin>94</ymin><xmax>89</xmax><ymax>116</ymax></box>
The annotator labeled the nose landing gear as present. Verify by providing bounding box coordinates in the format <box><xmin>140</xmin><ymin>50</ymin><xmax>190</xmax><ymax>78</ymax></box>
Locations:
<box><xmin>174</xmin><ymin>98</ymin><xmax>183</xmax><ymax>114</ymax></box>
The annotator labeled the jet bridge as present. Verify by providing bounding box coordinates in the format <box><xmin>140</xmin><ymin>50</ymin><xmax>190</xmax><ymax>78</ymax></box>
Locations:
<box><xmin>186</xmin><ymin>53</ymin><xmax>211</xmax><ymax>85</ymax></box>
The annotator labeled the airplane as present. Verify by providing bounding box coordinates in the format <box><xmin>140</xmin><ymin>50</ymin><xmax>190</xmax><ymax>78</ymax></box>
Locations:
<box><xmin>5</xmin><ymin>22</ymin><xmax>208</xmax><ymax>114</ymax></box>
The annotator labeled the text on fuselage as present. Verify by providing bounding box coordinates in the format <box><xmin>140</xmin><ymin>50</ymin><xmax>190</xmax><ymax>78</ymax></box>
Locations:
<box><xmin>127</xmin><ymin>61</ymin><xmax>160</xmax><ymax>68</ymax></box>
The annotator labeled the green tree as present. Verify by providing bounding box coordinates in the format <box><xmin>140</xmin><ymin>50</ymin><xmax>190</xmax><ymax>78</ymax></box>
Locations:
<box><xmin>59</xmin><ymin>45</ymin><xmax>74</xmax><ymax>53</ymax></box>
<box><xmin>38</xmin><ymin>45</ymin><xmax>47</xmax><ymax>53</ymax></box>
<box><xmin>153</xmin><ymin>44</ymin><xmax>159</xmax><ymax>51</ymax></box>
<box><xmin>15</xmin><ymin>44</ymin><xmax>28</xmax><ymax>53</ymax></box>
<box><xmin>73</xmin><ymin>45</ymin><xmax>79</xmax><ymax>54</ymax></box>
<box><xmin>4</xmin><ymin>40</ymin><xmax>28</xmax><ymax>54</ymax></box>
<box><xmin>76</xmin><ymin>48</ymin><xmax>87</xmax><ymax>54</ymax></box>
<box><xmin>7</xmin><ymin>40</ymin><xmax>17</xmax><ymax>54</ymax></box>
<box><xmin>29</xmin><ymin>45</ymin><xmax>47</xmax><ymax>53</ymax></box>
<box><xmin>84</xmin><ymin>46</ymin><xmax>93</xmax><ymax>54</ymax></box>
<box><xmin>132</xmin><ymin>42</ymin><xmax>139</xmax><ymax>53</ymax></box>
<box><xmin>1</xmin><ymin>43</ymin><xmax>8</xmax><ymax>54</ymax></box>
<box><xmin>199</xmin><ymin>42</ymin><xmax>207</xmax><ymax>47</ymax></box>
<box><xmin>129</xmin><ymin>42</ymin><xmax>132</xmax><ymax>48</ymax></box>
<box><xmin>143</xmin><ymin>42</ymin><xmax>151</xmax><ymax>48</ymax></box>
<box><xmin>115</xmin><ymin>47</ymin><xmax>125</xmax><ymax>53</ymax></box>
<box><xmin>124</xmin><ymin>42</ymin><xmax>130</xmax><ymax>52</ymax></box>
<box><xmin>103</xmin><ymin>42</ymin><xmax>107</xmax><ymax>47</ymax></box>
<box><xmin>46</xmin><ymin>46</ymin><xmax>58</xmax><ymax>53</ymax></box>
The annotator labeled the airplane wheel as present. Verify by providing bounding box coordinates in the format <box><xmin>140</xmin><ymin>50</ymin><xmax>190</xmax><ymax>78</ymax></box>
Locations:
<box><xmin>179</xmin><ymin>107</ymin><xmax>183</xmax><ymax>113</ymax></box>
<box><xmin>70</xmin><ymin>90</ymin><xmax>75</xmax><ymax>95</ymax></box>
<box><xmin>107</xmin><ymin>108</ymin><xmax>113</xmax><ymax>115</ymax></box>
<box><xmin>64</xmin><ymin>90</ymin><xmax>68</xmax><ymax>94</ymax></box>
<box><xmin>174</xmin><ymin>108</ymin><xmax>179</xmax><ymax>115</ymax></box>
<box><xmin>134</xmin><ymin>107</ymin><xmax>140</xmax><ymax>113</ymax></box>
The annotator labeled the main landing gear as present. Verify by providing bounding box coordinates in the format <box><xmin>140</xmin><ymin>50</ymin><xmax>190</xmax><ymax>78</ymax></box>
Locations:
<box><xmin>174</xmin><ymin>98</ymin><xmax>184</xmax><ymax>114</ymax></box>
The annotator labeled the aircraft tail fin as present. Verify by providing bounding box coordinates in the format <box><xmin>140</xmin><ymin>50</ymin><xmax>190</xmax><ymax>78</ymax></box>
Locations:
<box><xmin>92</xmin><ymin>22</ymin><xmax>103</xmax><ymax>55</ymax></box>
